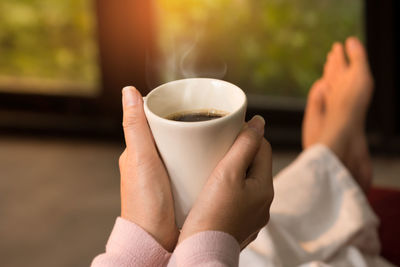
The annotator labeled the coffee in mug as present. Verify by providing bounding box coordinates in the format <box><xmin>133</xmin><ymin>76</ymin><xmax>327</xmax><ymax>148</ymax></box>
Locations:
<box><xmin>165</xmin><ymin>109</ymin><xmax>228</xmax><ymax>122</ymax></box>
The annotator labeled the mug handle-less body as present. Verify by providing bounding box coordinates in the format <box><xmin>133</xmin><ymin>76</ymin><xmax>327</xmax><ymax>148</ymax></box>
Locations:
<box><xmin>142</xmin><ymin>78</ymin><xmax>247</xmax><ymax>227</ymax></box>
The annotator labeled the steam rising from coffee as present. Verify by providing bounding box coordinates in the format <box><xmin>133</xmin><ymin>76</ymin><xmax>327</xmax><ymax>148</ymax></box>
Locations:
<box><xmin>146</xmin><ymin>33</ymin><xmax>227</xmax><ymax>90</ymax></box>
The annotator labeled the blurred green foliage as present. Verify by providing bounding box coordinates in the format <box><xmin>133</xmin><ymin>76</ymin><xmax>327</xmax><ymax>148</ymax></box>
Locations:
<box><xmin>0</xmin><ymin>0</ymin><xmax>363</xmax><ymax>97</ymax></box>
<box><xmin>0</xmin><ymin>0</ymin><xmax>99</xmax><ymax>89</ymax></box>
<box><xmin>157</xmin><ymin>0</ymin><xmax>364</xmax><ymax>97</ymax></box>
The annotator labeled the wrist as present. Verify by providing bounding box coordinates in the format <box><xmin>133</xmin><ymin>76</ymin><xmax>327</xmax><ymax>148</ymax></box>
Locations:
<box><xmin>121</xmin><ymin>213</ymin><xmax>179</xmax><ymax>252</ymax></box>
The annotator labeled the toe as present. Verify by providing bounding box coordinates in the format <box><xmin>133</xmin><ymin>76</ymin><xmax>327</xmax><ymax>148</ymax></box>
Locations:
<box><xmin>307</xmin><ymin>79</ymin><xmax>326</xmax><ymax>112</ymax></box>
<box><xmin>332</xmin><ymin>42</ymin><xmax>348</xmax><ymax>70</ymax></box>
<box><xmin>323</xmin><ymin>51</ymin><xmax>335</xmax><ymax>82</ymax></box>
<box><xmin>345</xmin><ymin>36</ymin><xmax>374</xmax><ymax>92</ymax></box>
<box><xmin>345</xmin><ymin>37</ymin><xmax>367</xmax><ymax>66</ymax></box>
<box><xmin>302</xmin><ymin>80</ymin><xmax>326</xmax><ymax>149</ymax></box>
<box><xmin>323</xmin><ymin>43</ymin><xmax>347</xmax><ymax>83</ymax></box>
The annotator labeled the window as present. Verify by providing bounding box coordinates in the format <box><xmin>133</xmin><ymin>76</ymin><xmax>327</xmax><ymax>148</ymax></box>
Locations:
<box><xmin>0</xmin><ymin>0</ymin><xmax>100</xmax><ymax>96</ymax></box>
<box><xmin>0</xmin><ymin>0</ymin><xmax>398</xmax><ymax>150</ymax></box>
<box><xmin>148</xmin><ymin>0</ymin><xmax>365</xmax><ymax>146</ymax></box>
<box><xmin>154</xmin><ymin>0</ymin><xmax>364</xmax><ymax>99</ymax></box>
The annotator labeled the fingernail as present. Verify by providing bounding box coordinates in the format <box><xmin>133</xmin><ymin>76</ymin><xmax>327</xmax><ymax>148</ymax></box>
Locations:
<box><xmin>248</xmin><ymin>115</ymin><xmax>265</xmax><ymax>136</ymax></box>
<box><xmin>122</xmin><ymin>86</ymin><xmax>139</xmax><ymax>107</ymax></box>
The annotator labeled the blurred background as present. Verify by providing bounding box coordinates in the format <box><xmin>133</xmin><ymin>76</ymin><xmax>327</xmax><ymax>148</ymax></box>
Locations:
<box><xmin>0</xmin><ymin>0</ymin><xmax>399</xmax><ymax>266</ymax></box>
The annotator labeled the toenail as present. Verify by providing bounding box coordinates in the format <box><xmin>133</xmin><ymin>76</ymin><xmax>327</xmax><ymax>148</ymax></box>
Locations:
<box><xmin>347</xmin><ymin>38</ymin><xmax>358</xmax><ymax>52</ymax></box>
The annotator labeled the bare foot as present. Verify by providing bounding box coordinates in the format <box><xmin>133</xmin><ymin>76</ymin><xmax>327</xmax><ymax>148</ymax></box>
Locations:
<box><xmin>302</xmin><ymin>37</ymin><xmax>374</xmax><ymax>193</ymax></box>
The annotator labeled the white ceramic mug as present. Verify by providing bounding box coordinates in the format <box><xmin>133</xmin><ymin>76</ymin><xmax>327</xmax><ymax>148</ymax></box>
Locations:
<box><xmin>144</xmin><ymin>78</ymin><xmax>247</xmax><ymax>227</ymax></box>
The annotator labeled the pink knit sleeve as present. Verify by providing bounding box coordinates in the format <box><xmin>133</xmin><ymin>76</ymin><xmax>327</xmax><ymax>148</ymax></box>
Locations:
<box><xmin>91</xmin><ymin>217</ymin><xmax>171</xmax><ymax>267</ymax></box>
<box><xmin>168</xmin><ymin>231</ymin><xmax>240</xmax><ymax>267</ymax></box>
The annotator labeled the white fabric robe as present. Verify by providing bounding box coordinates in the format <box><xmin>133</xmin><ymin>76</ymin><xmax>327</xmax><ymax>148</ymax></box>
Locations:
<box><xmin>240</xmin><ymin>145</ymin><xmax>395</xmax><ymax>267</ymax></box>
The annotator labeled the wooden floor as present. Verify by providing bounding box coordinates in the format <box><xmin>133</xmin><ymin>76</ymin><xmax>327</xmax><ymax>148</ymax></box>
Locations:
<box><xmin>1</xmin><ymin>136</ymin><xmax>399</xmax><ymax>267</ymax></box>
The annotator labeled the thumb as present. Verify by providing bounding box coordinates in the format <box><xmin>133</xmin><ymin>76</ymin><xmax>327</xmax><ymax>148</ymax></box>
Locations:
<box><xmin>217</xmin><ymin>115</ymin><xmax>265</xmax><ymax>181</ymax></box>
<box><xmin>122</xmin><ymin>86</ymin><xmax>156</xmax><ymax>156</ymax></box>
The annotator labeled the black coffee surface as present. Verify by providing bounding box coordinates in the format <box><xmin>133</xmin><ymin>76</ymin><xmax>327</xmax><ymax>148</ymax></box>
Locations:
<box><xmin>166</xmin><ymin>110</ymin><xmax>226</xmax><ymax>122</ymax></box>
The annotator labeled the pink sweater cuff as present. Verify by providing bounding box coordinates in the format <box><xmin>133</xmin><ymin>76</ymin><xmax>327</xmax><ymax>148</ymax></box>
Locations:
<box><xmin>168</xmin><ymin>231</ymin><xmax>240</xmax><ymax>267</ymax></box>
<box><xmin>92</xmin><ymin>217</ymin><xmax>171</xmax><ymax>267</ymax></box>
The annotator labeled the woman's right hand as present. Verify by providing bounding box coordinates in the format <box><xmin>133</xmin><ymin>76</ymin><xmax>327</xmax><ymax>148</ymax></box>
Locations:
<box><xmin>179</xmin><ymin>115</ymin><xmax>274</xmax><ymax>249</ymax></box>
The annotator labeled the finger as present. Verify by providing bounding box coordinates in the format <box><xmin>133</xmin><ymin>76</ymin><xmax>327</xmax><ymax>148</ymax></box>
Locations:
<box><xmin>247</xmin><ymin>139</ymin><xmax>273</xmax><ymax>188</ymax></box>
<box><xmin>218</xmin><ymin>115</ymin><xmax>265</xmax><ymax>179</ymax></box>
<box><xmin>122</xmin><ymin>87</ymin><xmax>157</xmax><ymax>157</ymax></box>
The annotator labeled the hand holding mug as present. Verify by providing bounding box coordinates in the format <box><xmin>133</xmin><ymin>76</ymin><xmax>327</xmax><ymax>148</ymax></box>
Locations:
<box><xmin>119</xmin><ymin>81</ymin><xmax>273</xmax><ymax>253</ymax></box>
<box><xmin>119</xmin><ymin>86</ymin><xmax>179</xmax><ymax>252</ymax></box>
<box><xmin>179</xmin><ymin>116</ymin><xmax>274</xmax><ymax>249</ymax></box>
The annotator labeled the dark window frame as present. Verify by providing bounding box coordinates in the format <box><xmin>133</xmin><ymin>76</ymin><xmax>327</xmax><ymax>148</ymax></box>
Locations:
<box><xmin>0</xmin><ymin>0</ymin><xmax>398</xmax><ymax>152</ymax></box>
<box><xmin>365</xmin><ymin>0</ymin><xmax>398</xmax><ymax>153</ymax></box>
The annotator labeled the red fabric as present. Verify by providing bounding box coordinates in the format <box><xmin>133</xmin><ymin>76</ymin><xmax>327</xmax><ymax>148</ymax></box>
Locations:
<box><xmin>368</xmin><ymin>187</ymin><xmax>400</xmax><ymax>266</ymax></box>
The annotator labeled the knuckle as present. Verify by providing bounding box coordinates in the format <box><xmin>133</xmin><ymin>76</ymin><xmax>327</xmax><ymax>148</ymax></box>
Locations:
<box><xmin>212</xmin><ymin>165</ymin><xmax>235</xmax><ymax>185</ymax></box>
<box><xmin>239</xmin><ymin>130</ymin><xmax>258</xmax><ymax>148</ymax></box>
<box><xmin>122</xmin><ymin>108</ymin><xmax>141</xmax><ymax>129</ymax></box>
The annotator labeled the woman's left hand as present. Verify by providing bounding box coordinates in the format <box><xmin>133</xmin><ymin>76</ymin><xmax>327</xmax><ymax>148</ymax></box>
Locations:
<box><xmin>119</xmin><ymin>86</ymin><xmax>179</xmax><ymax>252</ymax></box>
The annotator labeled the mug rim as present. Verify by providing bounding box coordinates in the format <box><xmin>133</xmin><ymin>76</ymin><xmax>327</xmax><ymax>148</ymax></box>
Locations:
<box><xmin>143</xmin><ymin>78</ymin><xmax>247</xmax><ymax>127</ymax></box>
